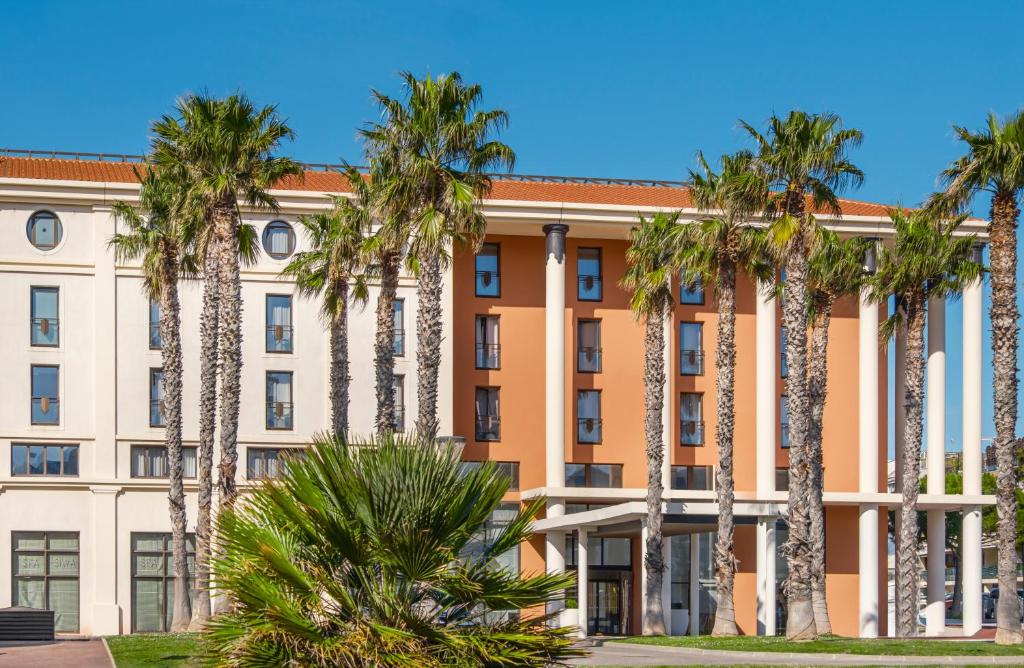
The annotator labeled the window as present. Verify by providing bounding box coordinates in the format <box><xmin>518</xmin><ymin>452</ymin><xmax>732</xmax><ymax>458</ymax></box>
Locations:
<box><xmin>565</xmin><ymin>463</ymin><xmax>622</xmax><ymax>488</ymax></box>
<box><xmin>577</xmin><ymin>247</ymin><xmax>602</xmax><ymax>301</ymax></box>
<box><xmin>475</xmin><ymin>315</ymin><xmax>500</xmax><ymax>369</ymax></box>
<box><xmin>680</xmin><ymin>275</ymin><xmax>704</xmax><ymax>305</ymax></box>
<box><xmin>781</xmin><ymin>396</ymin><xmax>790</xmax><ymax>448</ymax></box>
<box><xmin>680</xmin><ymin>322</ymin><xmax>704</xmax><ymax>375</ymax></box>
<box><xmin>670</xmin><ymin>534</ymin><xmax>692</xmax><ymax>610</ymax></box>
<box><xmin>31</xmin><ymin>365</ymin><xmax>59</xmax><ymax>425</ymax></box>
<box><xmin>577</xmin><ymin>319</ymin><xmax>601</xmax><ymax>372</ymax></box>
<box><xmin>393</xmin><ymin>375</ymin><xmax>405</xmax><ymax>432</ymax></box>
<box><xmin>247</xmin><ymin>447</ymin><xmax>298</xmax><ymax>479</ymax></box>
<box><xmin>475</xmin><ymin>387</ymin><xmax>500</xmax><ymax>441</ymax></box>
<box><xmin>266</xmin><ymin>372</ymin><xmax>294</xmax><ymax>430</ymax></box>
<box><xmin>460</xmin><ymin>461</ymin><xmax>520</xmax><ymax>491</ymax></box>
<box><xmin>131</xmin><ymin>533</ymin><xmax>195</xmax><ymax>633</ymax></box>
<box><xmin>776</xmin><ymin>468</ymin><xmax>790</xmax><ymax>492</ymax></box>
<box><xmin>11</xmin><ymin>443</ymin><xmax>78</xmax><ymax>477</ymax></box>
<box><xmin>26</xmin><ymin>211</ymin><xmax>62</xmax><ymax>251</ymax></box>
<box><xmin>262</xmin><ymin>220</ymin><xmax>295</xmax><ymax>259</ymax></box>
<box><xmin>577</xmin><ymin>390</ymin><xmax>602</xmax><ymax>443</ymax></box>
<box><xmin>680</xmin><ymin>393</ymin><xmax>704</xmax><ymax>446</ymax></box>
<box><xmin>266</xmin><ymin>295</ymin><xmax>293</xmax><ymax>353</ymax></box>
<box><xmin>30</xmin><ymin>287</ymin><xmax>59</xmax><ymax>347</ymax></box>
<box><xmin>393</xmin><ymin>299</ymin><xmax>405</xmax><ymax>356</ymax></box>
<box><xmin>780</xmin><ymin>326</ymin><xmax>788</xmax><ymax>377</ymax></box>
<box><xmin>149</xmin><ymin>368</ymin><xmax>165</xmax><ymax>428</ymax></box>
<box><xmin>566</xmin><ymin>529</ymin><xmax>631</xmax><ymax>568</ymax></box>
<box><xmin>12</xmin><ymin>532</ymin><xmax>79</xmax><ymax>632</ymax></box>
<box><xmin>130</xmin><ymin>445</ymin><xmax>198</xmax><ymax>478</ymax></box>
<box><xmin>671</xmin><ymin>465</ymin><xmax>714</xmax><ymax>491</ymax></box>
<box><xmin>149</xmin><ymin>299</ymin><xmax>162</xmax><ymax>349</ymax></box>
<box><xmin>462</xmin><ymin>502</ymin><xmax>520</xmax><ymax>577</ymax></box>
<box><xmin>475</xmin><ymin>243</ymin><xmax>500</xmax><ymax>297</ymax></box>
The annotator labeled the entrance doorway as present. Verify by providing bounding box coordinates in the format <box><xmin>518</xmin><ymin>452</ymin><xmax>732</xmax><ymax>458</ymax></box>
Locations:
<box><xmin>588</xmin><ymin>577</ymin><xmax>628</xmax><ymax>635</ymax></box>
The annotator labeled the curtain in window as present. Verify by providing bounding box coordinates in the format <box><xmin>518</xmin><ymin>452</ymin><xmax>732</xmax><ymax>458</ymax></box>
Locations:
<box><xmin>150</xmin><ymin>449</ymin><xmax>167</xmax><ymax>477</ymax></box>
<box><xmin>268</xmin><ymin>296</ymin><xmax>292</xmax><ymax>350</ymax></box>
<box><xmin>264</xmin><ymin>450</ymin><xmax>280</xmax><ymax>478</ymax></box>
<box><xmin>475</xmin><ymin>389</ymin><xmax>497</xmax><ymax>418</ymax></box>
<box><xmin>134</xmin><ymin>580</ymin><xmax>163</xmax><ymax>632</ymax></box>
<box><xmin>268</xmin><ymin>227</ymin><xmax>289</xmax><ymax>255</ymax></box>
<box><xmin>31</xmin><ymin>288</ymin><xmax>58</xmax><ymax>345</ymax></box>
<box><xmin>268</xmin><ymin>375</ymin><xmax>291</xmax><ymax>404</ymax></box>
<box><xmin>149</xmin><ymin>300</ymin><xmax>162</xmax><ymax>348</ymax></box>
<box><xmin>183</xmin><ymin>449</ymin><xmax>197</xmax><ymax>478</ymax></box>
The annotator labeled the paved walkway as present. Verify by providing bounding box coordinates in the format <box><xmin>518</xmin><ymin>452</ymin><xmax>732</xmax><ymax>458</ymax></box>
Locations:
<box><xmin>0</xmin><ymin>639</ymin><xmax>111</xmax><ymax>667</ymax></box>
<box><xmin>571</xmin><ymin>641</ymin><xmax>1024</xmax><ymax>666</ymax></box>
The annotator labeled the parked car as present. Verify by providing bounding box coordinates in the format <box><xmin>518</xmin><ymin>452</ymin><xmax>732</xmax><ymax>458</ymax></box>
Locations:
<box><xmin>988</xmin><ymin>585</ymin><xmax>1024</xmax><ymax>621</ymax></box>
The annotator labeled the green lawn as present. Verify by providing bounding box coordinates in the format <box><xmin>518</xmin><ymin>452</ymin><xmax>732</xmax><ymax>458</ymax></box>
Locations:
<box><xmin>105</xmin><ymin>633</ymin><xmax>202</xmax><ymax>667</ymax></box>
<box><xmin>616</xmin><ymin>634</ymin><xmax>1024</xmax><ymax>657</ymax></box>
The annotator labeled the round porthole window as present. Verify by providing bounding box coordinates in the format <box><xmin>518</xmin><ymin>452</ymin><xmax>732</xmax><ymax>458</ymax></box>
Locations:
<box><xmin>27</xmin><ymin>211</ymin><xmax>63</xmax><ymax>251</ymax></box>
<box><xmin>262</xmin><ymin>220</ymin><xmax>296</xmax><ymax>260</ymax></box>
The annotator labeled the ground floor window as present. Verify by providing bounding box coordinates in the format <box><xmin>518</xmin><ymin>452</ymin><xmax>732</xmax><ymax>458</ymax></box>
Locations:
<box><xmin>131</xmin><ymin>532</ymin><xmax>196</xmax><ymax>633</ymax></box>
<box><xmin>670</xmin><ymin>534</ymin><xmax>691</xmax><ymax>610</ymax></box>
<box><xmin>12</xmin><ymin>531</ymin><xmax>80</xmax><ymax>632</ymax></box>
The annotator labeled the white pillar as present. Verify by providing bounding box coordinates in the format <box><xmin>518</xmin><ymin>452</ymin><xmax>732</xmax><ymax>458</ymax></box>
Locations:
<box><xmin>858</xmin><ymin>286</ymin><xmax>880</xmax><ymax>638</ymax></box>
<box><xmin>661</xmin><ymin>538</ymin><xmax>672</xmax><ymax>634</ymax></box>
<box><xmin>662</xmin><ymin>309</ymin><xmax>673</xmax><ymax>492</ymax></box>
<box><xmin>756</xmin><ymin>517</ymin><xmax>777</xmax><ymax>635</ymax></box>
<box><xmin>689</xmin><ymin>533</ymin><xmax>700</xmax><ymax>636</ymax></box>
<box><xmin>962</xmin><ymin>274</ymin><xmax>983</xmax><ymax>636</ymax></box>
<box><xmin>91</xmin><ymin>487</ymin><xmax>121</xmax><ymax>634</ymax></box>
<box><xmin>577</xmin><ymin>528</ymin><xmax>589</xmax><ymax>639</ymax></box>
<box><xmin>926</xmin><ymin>295</ymin><xmax>946</xmax><ymax>636</ymax></box>
<box><xmin>756</xmin><ymin>286</ymin><xmax>777</xmax><ymax>498</ymax></box>
<box><xmin>895</xmin><ymin>327</ymin><xmax>906</xmax><ymax>492</ymax></box>
<box><xmin>858</xmin><ymin>504</ymin><xmax>880</xmax><ymax>637</ymax></box>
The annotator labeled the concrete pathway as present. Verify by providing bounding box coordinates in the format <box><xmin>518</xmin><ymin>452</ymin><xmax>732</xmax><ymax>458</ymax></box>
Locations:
<box><xmin>571</xmin><ymin>641</ymin><xmax>1024</xmax><ymax>666</ymax></box>
<box><xmin>0</xmin><ymin>639</ymin><xmax>112</xmax><ymax>667</ymax></box>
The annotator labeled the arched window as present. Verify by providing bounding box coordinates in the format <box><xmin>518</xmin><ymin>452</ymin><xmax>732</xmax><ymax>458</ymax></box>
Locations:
<box><xmin>262</xmin><ymin>220</ymin><xmax>295</xmax><ymax>259</ymax></box>
<box><xmin>27</xmin><ymin>211</ymin><xmax>62</xmax><ymax>250</ymax></box>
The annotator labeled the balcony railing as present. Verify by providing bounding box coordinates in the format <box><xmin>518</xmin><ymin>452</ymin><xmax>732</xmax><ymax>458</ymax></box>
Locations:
<box><xmin>475</xmin><ymin>271</ymin><xmax>500</xmax><ymax>296</ymax></box>
<box><xmin>578</xmin><ymin>275</ymin><xmax>602</xmax><ymax>300</ymax></box>
<box><xmin>266</xmin><ymin>325</ymin><xmax>294</xmax><ymax>353</ymax></box>
<box><xmin>266</xmin><ymin>401</ymin><xmax>294</xmax><ymax>429</ymax></box>
<box><xmin>475</xmin><ymin>415</ymin><xmax>501</xmax><ymax>441</ymax></box>
<box><xmin>30</xmin><ymin>317</ymin><xmax>59</xmax><ymax>346</ymax></box>
<box><xmin>577</xmin><ymin>347</ymin><xmax>602</xmax><ymax>373</ymax></box>
<box><xmin>150</xmin><ymin>399</ymin><xmax>165</xmax><ymax>428</ymax></box>
<box><xmin>578</xmin><ymin>417</ymin><xmax>602</xmax><ymax>444</ymax></box>
<box><xmin>680</xmin><ymin>349</ymin><xmax>705</xmax><ymax>375</ymax></box>
<box><xmin>680</xmin><ymin>419</ymin><xmax>704</xmax><ymax>446</ymax></box>
<box><xmin>476</xmin><ymin>343</ymin><xmax>500</xmax><ymax>369</ymax></box>
<box><xmin>31</xmin><ymin>397</ymin><xmax>60</xmax><ymax>425</ymax></box>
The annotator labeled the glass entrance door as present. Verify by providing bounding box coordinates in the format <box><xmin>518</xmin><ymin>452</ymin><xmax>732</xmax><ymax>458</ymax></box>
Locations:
<box><xmin>588</xmin><ymin>580</ymin><xmax>623</xmax><ymax>635</ymax></box>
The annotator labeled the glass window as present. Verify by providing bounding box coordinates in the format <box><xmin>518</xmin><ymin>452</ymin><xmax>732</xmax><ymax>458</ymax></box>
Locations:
<box><xmin>149</xmin><ymin>299</ymin><xmax>162</xmax><ymax>349</ymax></box>
<box><xmin>31</xmin><ymin>365</ymin><xmax>59</xmax><ymax>425</ymax></box>
<box><xmin>671</xmin><ymin>465</ymin><xmax>714</xmax><ymax>491</ymax></box>
<box><xmin>670</xmin><ymin>534</ymin><xmax>692</xmax><ymax>609</ymax></box>
<box><xmin>150</xmin><ymin>368</ymin><xmax>165</xmax><ymax>428</ymax></box>
<box><xmin>577</xmin><ymin>319</ymin><xmax>601</xmax><ymax>373</ymax></box>
<box><xmin>565</xmin><ymin>463</ymin><xmax>587</xmax><ymax>487</ymax></box>
<box><xmin>475</xmin><ymin>243</ymin><xmax>500</xmax><ymax>297</ymax></box>
<box><xmin>262</xmin><ymin>220</ymin><xmax>295</xmax><ymax>259</ymax></box>
<box><xmin>130</xmin><ymin>445</ymin><xmax>197</xmax><ymax>478</ymax></box>
<box><xmin>776</xmin><ymin>468</ymin><xmax>790</xmax><ymax>492</ymax></box>
<box><xmin>475</xmin><ymin>387</ymin><xmax>500</xmax><ymax>441</ymax></box>
<box><xmin>13</xmin><ymin>532</ymin><xmax>80</xmax><ymax>632</ymax></box>
<box><xmin>781</xmin><ymin>396</ymin><xmax>790</xmax><ymax>448</ymax></box>
<box><xmin>475</xmin><ymin>315</ymin><xmax>500</xmax><ymax>369</ymax></box>
<box><xmin>780</xmin><ymin>326</ymin><xmax>788</xmax><ymax>378</ymax></box>
<box><xmin>460</xmin><ymin>461</ymin><xmax>520</xmax><ymax>491</ymax></box>
<box><xmin>577</xmin><ymin>247</ymin><xmax>602</xmax><ymax>301</ymax></box>
<box><xmin>577</xmin><ymin>390</ymin><xmax>601</xmax><ymax>443</ymax></box>
<box><xmin>266</xmin><ymin>371</ymin><xmax>294</xmax><ymax>430</ymax></box>
<box><xmin>680</xmin><ymin>322</ymin><xmax>704</xmax><ymax>375</ymax></box>
<box><xmin>393</xmin><ymin>299</ymin><xmax>405</xmax><ymax>356</ymax></box>
<box><xmin>30</xmin><ymin>287</ymin><xmax>59</xmax><ymax>347</ymax></box>
<box><xmin>247</xmin><ymin>447</ymin><xmax>293</xmax><ymax>479</ymax></box>
<box><xmin>131</xmin><ymin>533</ymin><xmax>196</xmax><ymax>633</ymax></box>
<box><xmin>11</xmin><ymin>443</ymin><xmax>78</xmax><ymax>477</ymax></box>
<box><xmin>462</xmin><ymin>502</ymin><xmax>520</xmax><ymax>575</ymax></box>
<box><xmin>27</xmin><ymin>211</ymin><xmax>62</xmax><ymax>251</ymax></box>
<box><xmin>266</xmin><ymin>295</ymin><xmax>293</xmax><ymax>353</ymax></box>
<box><xmin>680</xmin><ymin>393</ymin><xmax>703</xmax><ymax>446</ymax></box>
<box><xmin>565</xmin><ymin>531</ymin><xmax>631</xmax><ymax>568</ymax></box>
<box><xmin>565</xmin><ymin>463</ymin><xmax>622</xmax><ymax>487</ymax></box>
<box><xmin>393</xmin><ymin>375</ymin><xmax>405</xmax><ymax>432</ymax></box>
<box><xmin>680</xmin><ymin>275</ymin><xmax>704</xmax><ymax>305</ymax></box>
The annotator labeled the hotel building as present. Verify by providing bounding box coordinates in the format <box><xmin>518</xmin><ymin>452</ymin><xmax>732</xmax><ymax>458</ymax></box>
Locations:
<box><xmin>0</xmin><ymin>151</ymin><xmax>994</xmax><ymax>639</ymax></box>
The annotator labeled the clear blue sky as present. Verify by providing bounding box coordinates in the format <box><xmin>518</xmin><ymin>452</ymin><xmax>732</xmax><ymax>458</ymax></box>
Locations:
<box><xmin>2</xmin><ymin>0</ymin><xmax>1023</xmax><ymax>457</ymax></box>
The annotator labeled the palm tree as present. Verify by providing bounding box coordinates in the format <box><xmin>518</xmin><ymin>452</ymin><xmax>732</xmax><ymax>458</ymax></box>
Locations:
<box><xmin>206</xmin><ymin>432</ymin><xmax>580</xmax><ymax>667</ymax></box>
<box><xmin>680</xmin><ymin>151</ymin><xmax>769</xmax><ymax>636</ymax></box>
<box><xmin>805</xmin><ymin>230</ymin><xmax>870</xmax><ymax>634</ymax></box>
<box><xmin>868</xmin><ymin>208</ymin><xmax>981</xmax><ymax>637</ymax></box>
<box><xmin>928</xmin><ymin>110</ymin><xmax>1024</xmax><ymax>644</ymax></box>
<box><xmin>282</xmin><ymin>188</ymin><xmax>369</xmax><ymax>434</ymax></box>
<box><xmin>109</xmin><ymin>169</ymin><xmax>197</xmax><ymax>631</ymax></box>
<box><xmin>622</xmin><ymin>211</ymin><xmax>680</xmax><ymax>635</ymax></box>
<box><xmin>362</xmin><ymin>72</ymin><xmax>515</xmax><ymax>438</ymax></box>
<box><xmin>741</xmin><ymin>111</ymin><xmax>864</xmax><ymax>640</ymax></box>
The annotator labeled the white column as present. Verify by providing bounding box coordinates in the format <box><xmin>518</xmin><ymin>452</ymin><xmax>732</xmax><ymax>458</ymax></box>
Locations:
<box><xmin>925</xmin><ymin>295</ymin><xmax>946</xmax><ymax>636</ymax></box>
<box><xmin>662</xmin><ymin>309</ymin><xmax>673</xmax><ymax>491</ymax></box>
<box><xmin>93</xmin><ymin>205</ymin><xmax>117</xmax><ymax>478</ymax></box>
<box><xmin>756</xmin><ymin>517</ymin><xmax>777</xmax><ymax>635</ymax></box>
<box><xmin>661</xmin><ymin>538</ymin><xmax>672</xmax><ymax>634</ymax></box>
<box><xmin>91</xmin><ymin>487</ymin><xmax>121</xmax><ymax>634</ymax></box>
<box><xmin>962</xmin><ymin>275</ymin><xmax>983</xmax><ymax>636</ymax></box>
<box><xmin>858</xmin><ymin>286</ymin><xmax>880</xmax><ymax>637</ymax></box>
<box><xmin>689</xmin><ymin>533</ymin><xmax>700</xmax><ymax>635</ymax></box>
<box><xmin>858</xmin><ymin>505</ymin><xmax>879</xmax><ymax>637</ymax></box>
<box><xmin>577</xmin><ymin>528</ymin><xmax>589</xmax><ymax>639</ymax></box>
<box><xmin>756</xmin><ymin>286</ymin><xmax>777</xmax><ymax>498</ymax></box>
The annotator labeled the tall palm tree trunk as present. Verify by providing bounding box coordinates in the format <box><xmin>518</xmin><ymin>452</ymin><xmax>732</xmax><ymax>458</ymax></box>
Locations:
<box><xmin>807</xmin><ymin>297</ymin><xmax>834</xmax><ymax>634</ymax></box>
<box><xmin>215</xmin><ymin>202</ymin><xmax>242</xmax><ymax>511</ymax></box>
<box><xmin>329</xmin><ymin>281</ymin><xmax>351</xmax><ymax>435</ymax></box>
<box><xmin>375</xmin><ymin>251</ymin><xmax>401</xmax><ymax>433</ymax></box>
<box><xmin>160</xmin><ymin>260</ymin><xmax>191</xmax><ymax>631</ymax></box>
<box><xmin>415</xmin><ymin>254</ymin><xmax>443</xmax><ymax>438</ymax></box>
<box><xmin>896</xmin><ymin>291</ymin><xmax>926</xmax><ymax>637</ymax></box>
<box><xmin>712</xmin><ymin>260</ymin><xmax>739</xmax><ymax>636</ymax></box>
<box><xmin>642</xmin><ymin>302</ymin><xmax>668</xmax><ymax>636</ymax></box>
<box><xmin>190</xmin><ymin>237</ymin><xmax>220</xmax><ymax>630</ymax></box>
<box><xmin>990</xmin><ymin>192</ymin><xmax>1023</xmax><ymax>644</ymax></box>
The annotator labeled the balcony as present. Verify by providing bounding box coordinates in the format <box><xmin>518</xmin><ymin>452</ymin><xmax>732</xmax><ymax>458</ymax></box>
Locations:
<box><xmin>577</xmin><ymin>347</ymin><xmax>602</xmax><ymax>373</ymax></box>
<box><xmin>680</xmin><ymin>419</ymin><xmax>704</xmax><ymax>446</ymax></box>
<box><xmin>266</xmin><ymin>325</ymin><xmax>294</xmax><ymax>353</ymax></box>
<box><xmin>30</xmin><ymin>317</ymin><xmax>59</xmax><ymax>347</ymax></box>
<box><xmin>150</xmin><ymin>399</ymin><xmax>165</xmax><ymax>428</ymax></box>
<box><xmin>266</xmin><ymin>401</ymin><xmax>294</xmax><ymax>430</ymax></box>
<box><xmin>577</xmin><ymin>417</ymin><xmax>602</xmax><ymax>444</ymax></box>
<box><xmin>475</xmin><ymin>415</ymin><xmax>500</xmax><ymax>441</ymax></box>
<box><xmin>578</xmin><ymin>274</ymin><xmax>602</xmax><ymax>301</ymax></box>
<box><xmin>680</xmin><ymin>349</ymin><xmax>705</xmax><ymax>376</ymax></box>
<box><xmin>476</xmin><ymin>343</ymin><xmax>500</xmax><ymax>369</ymax></box>
<box><xmin>31</xmin><ymin>397</ymin><xmax>60</xmax><ymax>425</ymax></box>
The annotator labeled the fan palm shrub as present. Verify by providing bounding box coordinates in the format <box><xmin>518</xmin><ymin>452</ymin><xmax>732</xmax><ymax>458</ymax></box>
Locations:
<box><xmin>205</xmin><ymin>432</ymin><xmax>579</xmax><ymax>667</ymax></box>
